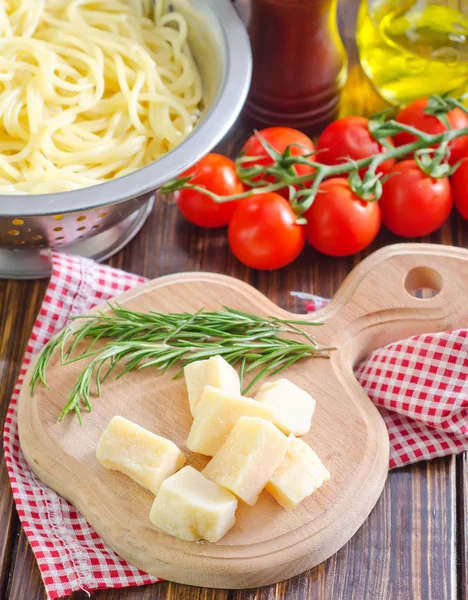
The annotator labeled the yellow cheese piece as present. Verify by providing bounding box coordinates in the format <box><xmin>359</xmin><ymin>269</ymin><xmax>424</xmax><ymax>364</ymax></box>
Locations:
<box><xmin>149</xmin><ymin>466</ymin><xmax>238</xmax><ymax>543</ymax></box>
<box><xmin>203</xmin><ymin>416</ymin><xmax>289</xmax><ymax>506</ymax></box>
<box><xmin>184</xmin><ymin>355</ymin><xmax>241</xmax><ymax>416</ymax></box>
<box><xmin>96</xmin><ymin>416</ymin><xmax>186</xmax><ymax>495</ymax></box>
<box><xmin>254</xmin><ymin>378</ymin><xmax>316</xmax><ymax>436</ymax></box>
<box><xmin>266</xmin><ymin>435</ymin><xmax>330</xmax><ymax>510</ymax></box>
<box><xmin>186</xmin><ymin>386</ymin><xmax>275</xmax><ymax>456</ymax></box>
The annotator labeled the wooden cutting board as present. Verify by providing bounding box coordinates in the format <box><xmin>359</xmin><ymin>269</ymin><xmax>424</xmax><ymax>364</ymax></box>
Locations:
<box><xmin>18</xmin><ymin>243</ymin><xmax>468</xmax><ymax>589</ymax></box>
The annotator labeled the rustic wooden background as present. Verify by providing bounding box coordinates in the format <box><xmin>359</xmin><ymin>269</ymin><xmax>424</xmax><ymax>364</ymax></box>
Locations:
<box><xmin>1</xmin><ymin>0</ymin><xmax>467</xmax><ymax>598</ymax></box>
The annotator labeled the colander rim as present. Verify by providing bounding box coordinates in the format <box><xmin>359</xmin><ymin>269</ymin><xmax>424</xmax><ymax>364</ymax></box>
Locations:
<box><xmin>0</xmin><ymin>0</ymin><xmax>252</xmax><ymax>217</ymax></box>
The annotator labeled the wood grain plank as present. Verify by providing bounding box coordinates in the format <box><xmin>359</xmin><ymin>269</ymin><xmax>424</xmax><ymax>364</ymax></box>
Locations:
<box><xmin>73</xmin><ymin>581</ymin><xmax>229</xmax><ymax>600</ymax></box>
<box><xmin>0</xmin><ymin>462</ymin><xmax>18</xmax><ymax>600</ymax></box>
<box><xmin>457</xmin><ymin>454</ymin><xmax>467</xmax><ymax>600</ymax></box>
<box><xmin>7</xmin><ymin>530</ymin><xmax>49</xmax><ymax>600</ymax></box>
<box><xmin>0</xmin><ymin>280</ymin><xmax>17</xmax><ymax>599</ymax></box>
<box><xmin>230</xmin><ymin>459</ymin><xmax>456</xmax><ymax>600</ymax></box>
<box><xmin>0</xmin><ymin>279</ymin><xmax>48</xmax><ymax>599</ymax></box>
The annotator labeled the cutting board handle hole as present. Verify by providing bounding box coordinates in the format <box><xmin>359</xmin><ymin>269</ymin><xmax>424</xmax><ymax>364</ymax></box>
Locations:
<box><xmin>404</xmin><ymin>266</ymin><xmax>443</xmax><ymax>300</ymax></box>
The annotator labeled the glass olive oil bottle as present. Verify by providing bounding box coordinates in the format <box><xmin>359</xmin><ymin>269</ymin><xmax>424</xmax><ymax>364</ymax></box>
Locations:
<box><xmin>357</xmin><ymin>0</ymin><xmax>468</xmax><ymax>105</ymax></box>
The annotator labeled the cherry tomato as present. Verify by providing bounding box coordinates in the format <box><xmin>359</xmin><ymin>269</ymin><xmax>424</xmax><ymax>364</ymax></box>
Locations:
<box><xmin>240</xmin><ymin>127</ymin><xmax>315</xmax><ymax>193</ymax></box>
<box><xmin>175</xmin><ymin>154</ymin><xmax>243</xmax><ymax>228</ymax></box>
<box><xmin>450</xmin><ymin>155</ymin><xmax>468</xmax><ymax>221</ymax></box>
<box><xmin>394</xmin><ymin>98</ymin><xmax>468</xmax><ymax>165</ymax></box>
<box><xmin>380</xmin><ymin>160</ymin><xmax>452</xmax><ymax>237</ymax></box>
<box><xmin>316</xmin><ymin>116</ymin><xmax>396</xmax><ymax>176</ymax></box>
<box><xmin>304</xmin><ymin>178</ymin><xmax>381</xmax><ymax>257</ymax></box>
<box><xmin>228</xmin><ymin>193</ymin><xmax>305</xmax><ymax>270</ymax></box>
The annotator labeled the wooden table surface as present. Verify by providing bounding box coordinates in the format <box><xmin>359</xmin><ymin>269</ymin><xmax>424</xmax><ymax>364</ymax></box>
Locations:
<box><xmin>1</xmin><ymin>0</ymin><xmax>467</xmax><ymax>598</ymax></box>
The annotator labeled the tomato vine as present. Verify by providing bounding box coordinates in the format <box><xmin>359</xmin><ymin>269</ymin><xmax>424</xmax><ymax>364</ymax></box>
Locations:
<box><xmin>162</xmin><ymin>95</ymin><xmax>468</xmax><ymax>215</ymax></box>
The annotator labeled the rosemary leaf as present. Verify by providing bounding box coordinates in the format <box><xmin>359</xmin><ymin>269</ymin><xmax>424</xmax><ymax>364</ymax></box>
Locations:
<box><xmin>30</xmin><ymin>305</ymin><xmax>332</xmax><ymax>422</ymax></box>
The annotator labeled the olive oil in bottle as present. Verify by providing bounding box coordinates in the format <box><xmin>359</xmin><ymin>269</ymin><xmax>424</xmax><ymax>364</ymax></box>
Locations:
<box><xmin>357</xmin><ymin>0</ymin><xmax>468</xmax><ymax>105</ymax></box>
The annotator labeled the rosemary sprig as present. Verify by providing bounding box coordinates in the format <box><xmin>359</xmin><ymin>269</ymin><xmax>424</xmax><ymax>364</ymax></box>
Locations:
<box><xmin>30</xmin><ymin>305</ymin><xmax>332</xmax><ymax>423</ymax></box>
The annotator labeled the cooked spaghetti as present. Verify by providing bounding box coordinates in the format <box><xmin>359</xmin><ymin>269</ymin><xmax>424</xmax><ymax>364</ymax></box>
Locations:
<box><xmin>0</xmin><ymin>0</ymin><xmax>203</xmax><ymax>194</ymax></box>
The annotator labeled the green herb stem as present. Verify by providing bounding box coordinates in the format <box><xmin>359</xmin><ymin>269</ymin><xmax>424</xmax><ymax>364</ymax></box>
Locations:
<box><xmin>30</xmin><ymin>305</ymin><xmax>331</xmax><ymax>422</ymax></box>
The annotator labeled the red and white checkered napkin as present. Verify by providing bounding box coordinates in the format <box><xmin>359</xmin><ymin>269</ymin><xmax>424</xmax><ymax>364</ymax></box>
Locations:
<box><xmin>4</xmin><ymin>253</ymin><xmax>468</xmax><ymax>599</ymax></box>
<box><xmin>3</xmin><ymin>253</ymin><xmax>157</xmax><ymax>599</ymax></box>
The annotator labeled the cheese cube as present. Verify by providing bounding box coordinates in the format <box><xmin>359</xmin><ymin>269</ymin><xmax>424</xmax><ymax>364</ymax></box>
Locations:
<box><xmin>186</xmin><ymin>386</ymin><xmax>275</xmax><ymax>456</ymax></box>
<box><xmin>184</xmin><ymin>355</ymin><xmax>241</xmax><ymax>416</ymax></box>
<box><xmin>149</xmin><ymin>466</ymin><xmax>238</xmax><ymax>543</ymax></box>
<box><xmin>266</xmin><ymin>435</ymin><xmax>330</xmax><ymax>510</ymax></box>
<box><xmin>96</xmin><ymin>416</ymin><xmax>186</xmax><ymax>495</ymax></box>
<box><xmin>254</xmin><ymin>379</ymin><xmax>316</xmax><ymax>436</ymax></box>
<box><xmin>203</xmin><ymin>416</ymin><xmax>289</xmax><ymax>506</ymax></box>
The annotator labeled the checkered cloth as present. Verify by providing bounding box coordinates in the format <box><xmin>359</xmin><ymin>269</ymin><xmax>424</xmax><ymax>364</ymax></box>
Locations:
<box><xmin>4</xmin><ymin>253</ymin><xmax>468</xmax><ymax>598</ymax></box>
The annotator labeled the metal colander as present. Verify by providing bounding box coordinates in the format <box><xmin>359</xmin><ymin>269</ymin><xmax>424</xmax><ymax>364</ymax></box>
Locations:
<box><xmin>0</xmin><ymin>0</ymin><xmax>251</xmax><ymax>279</ymax></box>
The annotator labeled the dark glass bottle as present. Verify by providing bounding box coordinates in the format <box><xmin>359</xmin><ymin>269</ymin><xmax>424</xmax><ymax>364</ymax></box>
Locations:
<box><xmin>244</xmin><ymin>0</ymin><xmax>348</xmax><ymax>133</ymax></box>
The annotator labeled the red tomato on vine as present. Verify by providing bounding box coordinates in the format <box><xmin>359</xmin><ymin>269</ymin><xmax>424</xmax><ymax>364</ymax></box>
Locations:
<box><xmin>240</xmin><ymin>127</ymin><xmax>315</xmax><ymax>196</ymax></box>
<box><xmin>316</xmin><ymin>116</ymin><xmax>395</xmax><ymax>176</ymax></box>
<box><xmin>228</xmin><ymin>193</ymin><xmax>305</xmax><ymax>269</ymax></box>
<box><xmin>304</xmin><ymin>178</ymin><xmax>381</xmax><ymax>257</ymax></box>
<box><xmin>379</xmin><ymin>160</ymin><xmax>452</xmax><ymax>237</ymax></box>
<box><xmin>394</xmin><ymin>98</ymin><xmax>468</xmax><ymax>165</ymax></box>
<box><xmin>175</xmin><ymin>154</ymin><xmax>243</xmax><ymax>228</ymax></box>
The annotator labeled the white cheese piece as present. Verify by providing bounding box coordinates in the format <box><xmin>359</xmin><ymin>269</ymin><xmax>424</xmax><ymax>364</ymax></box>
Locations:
<box><xmin>266</xmin><ymin>435</ymin><xmax>330</xmax><ymax>510</ymax></box>
<box><xmin>96</xmin><ymin>416</ymin><xmax>186</xmax><ymax>495</ymax></box>
<box><xmin>254</xmin><ymin>378</ymin><xmax>316</xmax><ymax>436</ymax></box>
<box><xmin>186</xmin><ymin>386</ymin><xmax>275</xmax><ymax>456</ymax></box>
<box><xmin>184</xmin><ymin>355</ymin><xmax>241</xmax><ymax>416</ymax></box>
<box><xmin>149</xmin><ymin>466</ymin><xmax>238</xmax><ymax>543</ymax></box>
<box><xmin>203</xmin><ymin>416</ymin><xmax>289</xmax><ymax>506</ymax></box>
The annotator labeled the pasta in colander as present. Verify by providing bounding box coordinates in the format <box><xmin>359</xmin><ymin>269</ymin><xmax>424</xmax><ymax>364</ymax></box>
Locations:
<box><xmin>0</xmin><ymin>0</ymin><xmax>202</xmax><ymax>194</ymax></box>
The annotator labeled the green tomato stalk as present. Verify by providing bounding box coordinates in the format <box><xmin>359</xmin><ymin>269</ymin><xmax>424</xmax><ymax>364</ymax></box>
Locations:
<box><xmin>161</xmin><ymin>95</ymin><xmax>468</xmax><ymax>216</ymax></box>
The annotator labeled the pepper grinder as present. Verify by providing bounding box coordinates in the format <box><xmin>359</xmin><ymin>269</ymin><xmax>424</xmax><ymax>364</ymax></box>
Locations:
<box><xmin>242</xmin><ymin>0</ymin><xmax>347</xmax><ymax>133</ymax></box>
